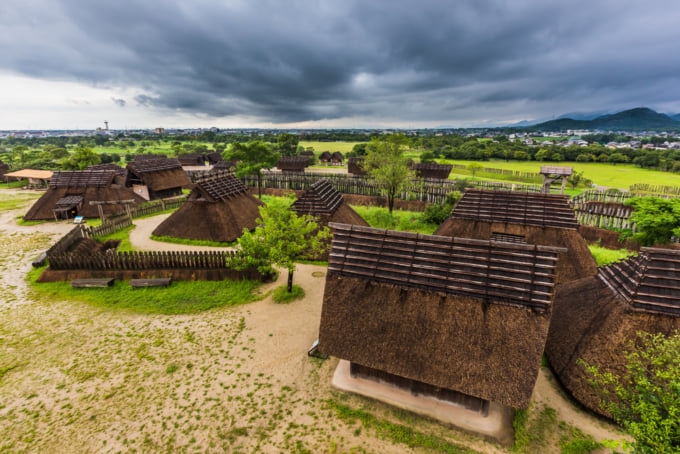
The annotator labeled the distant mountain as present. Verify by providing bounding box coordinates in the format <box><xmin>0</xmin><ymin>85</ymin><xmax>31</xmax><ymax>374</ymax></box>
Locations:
<box><xmin>555</xmin><ymin>110</ymin><xmax>614</xmax><ymax>121</ymax></box>
<box><xmin>529</xmin><ymin>107</ymin><xmax>680</xmax><ymax>131</ymax></box>
<box><xmin>671</xmin><ymin>113</ymin><xmax>680</xmax><ymax>121</ymax></box>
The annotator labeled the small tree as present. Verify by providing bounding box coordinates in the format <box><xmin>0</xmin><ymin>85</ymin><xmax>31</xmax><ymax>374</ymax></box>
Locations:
<box><xmin>363</xmin><ymin>136</ymin><xmax>413</xmax><ymax>214</ymax></box>
<box><xmin>223</xmin><ymin>141</ymin><xmax>280</xmax><ymax>198</ymax></box>
<box><xmin>467</xmin><ymin>162</ymin><xmax>483</xmax><ymax>177</ymax></box>
<box><xmin>582</xmin><ymin>331</ymin><xmax>680</xmax><ymax>453</ymax></box>
<box><xmin>624</xmin><ymin>197</ymin><xmax>680</xmax><ymax>246</ymax></box>
<box><xmin>230</xmin><ymin>197</ymin><xmax>331</xmax><ymax>292</ymax></box>
<box><xmin>60</xmin><ymin>146</ymin><xmax>101</xmax><ymax>170</ymax></box>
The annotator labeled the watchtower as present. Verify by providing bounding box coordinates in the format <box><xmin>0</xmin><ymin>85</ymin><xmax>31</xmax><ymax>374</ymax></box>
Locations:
<box><xmin>540</xmin><ymin>166</ymin><xmax>573</xmax><ymax>194</ymax></box>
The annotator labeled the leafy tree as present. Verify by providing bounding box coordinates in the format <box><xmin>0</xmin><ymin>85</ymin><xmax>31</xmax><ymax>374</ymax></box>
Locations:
<box><xmin>467</xmin><ymin>162</ymin><xmax>483</xmax><ymax>177</ymax></box>
<box><xmin>223</xmin><ymin>141</ymin><xmax>280</xmax><ymax>198</ymax></box>
<box><xmin>609</xmin><ymin>153</ymin><xmax>630</xmax><ymax>164</ymax></box>
<box><xmin>230</xmin><ymin>197</ymin><xmax>331</xmax><ymax>292</ymax></box>
<box><xmin>421</xmin><ymin>191</ymin><xmax>462</xmax><ymax>224</ymax></box>
<box><xmin>624</xmin><ymin>197</ymin><xmax>680</xmax><ymax>246</ymax></box>
<box><xmin>419</xmin><ymin>151</ymin><xmax>436</xmax><ymax>163</ymax></box>
<box><xmin>276</xmin><ymin>133</ymin><xmax>299</xmax><ymax>156</ymax></box>
<box><xmin>582</xmin><ymin>331</ymin><xmax>680</xmax><ymax>453</ymax></box>
<box><xmin>60</xmin><ymin>146</ymin><xmax>101</xmax><ymax>170</ymax></box>
<box><xmin>363</xmin><ymin>136</ymin><xmax>413</xmax><ymax>214</ymax></box>
<box><xmin>566</xmin><ymin>170</ymin><xmax>591</xmax><ymax>190</ymax></box>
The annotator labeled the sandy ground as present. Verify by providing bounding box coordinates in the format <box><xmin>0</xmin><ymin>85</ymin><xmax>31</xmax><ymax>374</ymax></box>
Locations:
<box><xmin>0</xmin><ymin>187</ymin><xmax>629</xmax><ymax>453</ymax></box>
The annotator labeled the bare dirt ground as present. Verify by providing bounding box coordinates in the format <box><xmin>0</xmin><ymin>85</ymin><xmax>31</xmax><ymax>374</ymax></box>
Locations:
<box><xmin>0</xmin><ymin>187</ymin><xmax>628</xmax><ymax>453</ymax></box>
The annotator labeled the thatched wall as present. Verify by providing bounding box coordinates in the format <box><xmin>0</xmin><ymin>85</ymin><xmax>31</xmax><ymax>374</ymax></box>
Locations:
<box><xmin>319</xmin><ymin>275</ymin><xmax>551</xmax><ymax>409</ymax></box>
<box><xmin>435</xmin><ymin>219</ymin><xmax>597</xmax><ymax>284</ymax></box>
<box><xmin>152</xmin><ymin>193</ymin><xmax>262</xmax><ymax>243</ymax></box>
<box><xmin>545</xmin><ymin>276</ymin><xmax>680</xmax><ymax>417</ymax></box>
<box><xmin>578</xmin><ymin>225</ymin><xmax>640</xmax><ymax>251</ymax></box>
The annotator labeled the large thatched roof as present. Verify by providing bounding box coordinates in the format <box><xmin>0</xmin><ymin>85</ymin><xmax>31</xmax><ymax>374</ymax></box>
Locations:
<box><xmin>292</xmin><ymin>179</ymin><xmax>342</xmax><ymax>216</ymax></box>
<box><xmin>151</xmin><ymin>171</ymin><xmax>263</xmax><ymax>243</ymax></box>
<box><xmin>446</xmin><ymin>189</ymin><xmax>579</xmax><ymax>228</ymax></box>
<box><xmin>319</xmin><ymin>223</ymin><xmax>563</xmax><ymax>409</ymax></box>
<box><xmin>545</xmin><ymin>247</ymin><xmax>680</xmax><ymax>417</ymax></box>
<box><xmin>414</xmin><ymin>163</ymin><xmax>452</xmax><ymax>180</ymax></box>
<box><xmin>126</xmin><ymin>157</ymin><xmax>191</xmax><ymax>192</ymax></box>
<box><xmin>23</xmin><ymin>170</ymin><xmax>145</xmax><ymax>221</ymax></box>
<box><xmin>435</xmin><ymin>189</ymin><xmax>596</xmax><ymax>284</ymax></box>
<box><xmin>276</xmin><ymin>156</ymin><xmax>309</xmax><ymax>172</ymax></box>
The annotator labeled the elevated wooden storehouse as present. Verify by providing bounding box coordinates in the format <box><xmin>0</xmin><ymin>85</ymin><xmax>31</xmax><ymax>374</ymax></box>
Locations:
<box><xmin>125</xmin><ymin>157</ymin><xmax>191</xmax><ymax>200</ymax></box>
<box><xmin>545</xmin><ymin>247</ymin><xmax>680</xmax><ymax>417</ymax></box>
<box><xmin>23</xmin><ymin>169</ymin><xmax>145</xmax><ymax>221</ymax></box>
<box><xmin>276</xmin><ymin>156</ymin><xmax>309</xmax><ymax>173</ymax></box>
<box><xmin>319</xmin><ymin>223</ymin><xmax>563</xmax><ymax>440</ymax></box>
<box><xmin>435</xmin><ymin>189</ymin><xmax>597</xmax><ymax>284</ymax></box>
<box><xmin>152</xmin><ymin>171</ymin><xmax>263</xmax><ymax>243</ymax></box>
<box><xmin>414</xmin><ymin>163</ymin><xmax>452</xmax><ymax>180</ymax></box>
<box><xmin>3</xmin><ymin>169</ymin><xmax>53</xmax><ymax>188</ymax></box>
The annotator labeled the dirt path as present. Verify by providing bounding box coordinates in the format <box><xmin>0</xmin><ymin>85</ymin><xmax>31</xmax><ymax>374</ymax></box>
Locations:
<box><xmin>0</xmin><ymin>187</ymin><xmax>629</xmax><ymax>453</ymax></box>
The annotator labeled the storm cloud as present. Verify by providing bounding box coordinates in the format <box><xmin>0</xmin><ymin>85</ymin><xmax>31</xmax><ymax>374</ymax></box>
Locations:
<box><xmin>1</xmin><ymin>0</ymin><xmax>679</xmax><ymax>128</ymax></box>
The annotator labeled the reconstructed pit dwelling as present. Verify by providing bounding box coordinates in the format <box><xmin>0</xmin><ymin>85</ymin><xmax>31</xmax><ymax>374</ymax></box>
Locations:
<box><xmin>318</xmin><ymin>223</ymin><xmax>565</xmax><ymax>443</ymax></box>
<box><xmin>152</xmin><ymin>171</ymin><xmax>263</xmax><ymax>243</ymax></box>
<box><xmin>545</xmin><ymin>247</ymin><xmax>680</xmax><ymax>417</ymax></box>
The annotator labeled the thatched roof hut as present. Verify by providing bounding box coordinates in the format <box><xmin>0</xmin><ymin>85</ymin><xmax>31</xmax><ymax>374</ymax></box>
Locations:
<box><xmin>276</xmin><ymin>156</ymin><xmax>309</xmax><ymax>173</ymax></box>
<box><xmin>331</xmin><ymin>151</ymin><xmax>344</xmax><ymax>165</ymax></box>
<box><xmin>319</xmin><ymin>223</ymin><xmax>563</xmax><ymax>410</ymax></box>
<box><xmin>347</xmin><ymin>157</ymin><xmax>366</xmax><ymax>175</ymax></box>
<box><xmin>177</xmin><ymin>153</ymin><xmax>206</xmax><ymax>167</ymax></box>
<box><xmin>87</xmin><ymin>163</ymin><xmax>126</xmax><ymax>185</ymax></box>
<box><xmin>23</xmin><ymin>169</ymin><xmax>145</xmax><ymax>221</ymax></box>
<box><xmin>414</xmin><ymin>163</ymin><xmax>453</xmax><ymax>180</ymax></box>
<box><xmin>152</xmin><ymin>171</ymin><xmax>263</xmax><ymax>243</ymax></box>
<box><xmin>292</xmin><ymin>179</ymin><xmax>368</xmax><ymax>227</ymax></box>
<box><xmin>435</xmin><ymin>189</ymin><xmax>597</xmax><ymax>284</ymax></box>
<box><xmin>545</xmin><ymin>247</ymin><xmax>680</xmax><ymax>417</ymax></box>
<box><xmin>125</xmin><ymin>157</ymin><xmax>191</xmax><ymax>200</ymax></box>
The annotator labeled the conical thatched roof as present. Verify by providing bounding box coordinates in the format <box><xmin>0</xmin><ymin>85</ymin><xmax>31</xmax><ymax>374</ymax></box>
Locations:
<box><xmin>23</xmin><ymin>170</ymin><xmax>145</xmax><ymax>221</ymax></box>
<box><xmin>319</xmin><ymin>223</ymin><xmax>564</xmax><ymax>409</ymax></box>
<box><xmin>435</xmin><ymin>189</ymin><xmax>596</xmax><ymax>284</ymax></box>
<box><xmin>545</xmin><ymin>247</ymin><xmax>680</xmax><ymax>417</ymax></box>
<box><xmin>347</xmin><ymin>157</ymin><xmax>366</xmax><ymax>175</ymax></box>
<box><xmin>151</xmin><ymin>171</ymin><xmax>263</xmax><ymax>243</ymax></box>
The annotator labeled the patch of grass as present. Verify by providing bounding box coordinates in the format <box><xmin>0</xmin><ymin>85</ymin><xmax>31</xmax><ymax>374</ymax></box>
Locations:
<box><xmin>27</xmin><ymin>267</ymin><xmax>262</xmax><ymax>314</ymax></box>
<box><xmin>351</xmin><ymin>205</ymin><xmax>438</xmax><ymax>234</ymax></box>
<box><xmin>0</xmin><ymin>192</ymin><xmax>41</xmax><ymax>211</ymax></box>
<box><xmin>327</xmin><ymin>399</ymin><xmax>478</xmax><ymax>453</ymax></box>
<box><xmin>513</xmin><ymin>404</ymin><xmax>604</xmax><ymax>454</ymax></box>
<box><xmin>272</xmin><ymin>285</ymin><xmax>305</xmax><ymax>303</ymax></box>
<box><xmin>150</xmin><ymin>234</ymin><xmax>235</xmax><ymax>248</ymax></box>
<box><xmin>588</xmin><ymin>244</ymin><xmax>636</xmax><ymax>266</ymax></box>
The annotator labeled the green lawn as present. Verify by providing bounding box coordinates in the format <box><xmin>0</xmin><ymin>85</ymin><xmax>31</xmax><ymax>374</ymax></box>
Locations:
<box><xmin>298</xmin><ymin>141</ymin><xmax>363</xmax><ymax>154</ymax></box>
<box><xmin>439</xmin><ymin>159</ymin><xmax>680</xmax><ymax>190</ymax></box>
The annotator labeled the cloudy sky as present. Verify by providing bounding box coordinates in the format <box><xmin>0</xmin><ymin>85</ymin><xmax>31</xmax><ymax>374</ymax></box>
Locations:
<box><xmin>1</xmin><ymin>0</ymin><xmax>679</xmax><ymax>130</ymax></box>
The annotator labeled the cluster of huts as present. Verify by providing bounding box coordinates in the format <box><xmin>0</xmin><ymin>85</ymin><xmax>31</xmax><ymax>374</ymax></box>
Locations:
<box><xmin>317</xmin><ymin>188</ymin><xmax>679</xmax><ymax>444</ymax></box>
<box><xmin>18</xmin><ymin>156</ymin><xmax>678</xmax><ymax>444</ymax></box>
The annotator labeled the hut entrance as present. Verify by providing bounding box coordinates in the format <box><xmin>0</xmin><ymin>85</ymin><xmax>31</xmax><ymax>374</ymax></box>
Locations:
<box><xmin>491</xmin><ymin>232</ymin><xmax>526</xmax><ymax>244</ymax></box>
<box><xmin>349</xmin><ymin>363</ymin><xmax>489</xmax><ymax>416</ymax></box>
<box><xmin>53</xmin><ymin>195</ymin><xmax>84</xmax><ymax>220</ymax></box>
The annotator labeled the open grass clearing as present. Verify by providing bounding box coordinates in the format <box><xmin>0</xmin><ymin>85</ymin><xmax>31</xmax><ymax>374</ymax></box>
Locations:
<box><xmin>439</xmin><ymin>159</ymin><xmax>680</xmax><ymax>190</ymax></box>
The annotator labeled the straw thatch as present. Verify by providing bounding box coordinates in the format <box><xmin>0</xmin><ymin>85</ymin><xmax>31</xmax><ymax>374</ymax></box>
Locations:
<box><xmin>126</xmin><ymin>157</ymin><xmax>191</xmax><ymax>199</ymax></box>
<box><xmin>23</xmin><ymin>170</ymin><xmax>145</xmax><ymax>221</ymax></box>
<box><xmin>0</xmin><ymin>161</ymin><xmax>9</xmax><ymax>179</ymax></box>
<box><xmin>152</xmin><ymin>171</ymin><xmax>263</xmax><ymax>243</ymax></box>
<box><xmin>276</xmin><ymin>156</ymin><xmax>309</xmax><ymax>172</ymax></box>
<box><xmin>545</xmin><ymin>247</ymin><xmax>680</xmax><ymax>417</ymax></box>
<box><xmin>292</xmin><ymin>180</ymin><xmax>368</xmax><ymax>259</ymax></box>
<box><xmin>414</xmin><ymin>163</ymin><xmax>453</xmax><ymax>180</ymax></box>
<box><xmin>435</xmin><ymin>189</ymin><xmax>597</xmax><ymax>284</ymax></box>
<box><xmin>87</xmin><ymin>163</ymin><xmax>127</xmax><ymax>185</ymax></box>
<box><xmin>319</xmin><ymin>223</ymin><xmax>563</xmax><ymax>409</ymax></box>
<box><xmin>177</xmin><ymin>153</ymin><xmax>206</xmax><ymax>166</ymax></box>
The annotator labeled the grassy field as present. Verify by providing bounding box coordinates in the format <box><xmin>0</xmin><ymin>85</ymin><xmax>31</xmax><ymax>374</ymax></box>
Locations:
<box><xmin>440</xmin><ymin>159</ymin><xmax>680</xmax><ymax>190</ymax></box>
<box><xmin>298</xmin><ymin>141</ymin><xmax>362</xmax><ymax>154</ymax></box>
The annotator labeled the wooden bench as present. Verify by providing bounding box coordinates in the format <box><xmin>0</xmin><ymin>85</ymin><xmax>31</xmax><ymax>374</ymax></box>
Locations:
<box><xmin>130</xmin><ymin>278</ymin><xmax>172</xmax><ymax>288</ymax></box>
<box><xmin>71</xmin><ymin>278</ymin><xmax>115</xmax><ymax>288</ymax></box>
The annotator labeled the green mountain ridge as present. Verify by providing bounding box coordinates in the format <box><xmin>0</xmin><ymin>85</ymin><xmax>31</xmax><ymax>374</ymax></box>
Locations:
<box><xmin>529</xmin><ymin>107</ymin><xmax>680</xmax><ymax>132</ymax></box>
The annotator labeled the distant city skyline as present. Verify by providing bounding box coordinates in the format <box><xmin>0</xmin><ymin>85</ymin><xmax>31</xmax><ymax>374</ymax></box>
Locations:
<box><xmin>1</xmin><ymin>1</ymin><xmax>680</xmax><ymax>131</ymax></box>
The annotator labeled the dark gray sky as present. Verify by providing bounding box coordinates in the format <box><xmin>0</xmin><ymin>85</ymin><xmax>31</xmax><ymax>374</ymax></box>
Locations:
<box><xmin>1</xmin><ymin>0</ymin><xmax>679</xmax><ymax>130</ymax></box>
